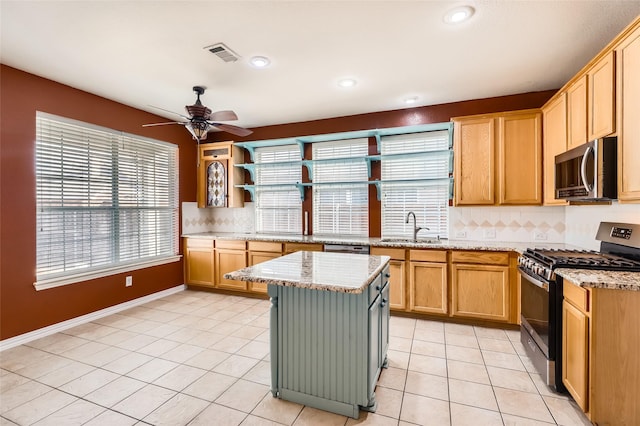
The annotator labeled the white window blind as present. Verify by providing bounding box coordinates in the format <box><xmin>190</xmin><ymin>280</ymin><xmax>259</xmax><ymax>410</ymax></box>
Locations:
<box><xmin>381</xmin><ymin>130</ymin><xmax>451</xmax><ymax>239</ymax></box>
<box><xmin>35</xmin><ymin>112</ymin><xmax>179</xmax><ymax>283</ymax></box>
<box><xmin>312</xmin><ymin>138</ymin><xmax>369</xmax><ymax>237</ymax></box>
<box><xmin>254</xmin><ymin>144</ymin><xmax>302</xmax><ymax>234</ymax></box>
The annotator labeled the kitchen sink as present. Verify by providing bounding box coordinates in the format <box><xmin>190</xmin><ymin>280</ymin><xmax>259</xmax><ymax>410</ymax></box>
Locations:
<box><xmin>379</xmin><ymin>238</ymin><xmax>442</xmax><ymax>244</ymax></box>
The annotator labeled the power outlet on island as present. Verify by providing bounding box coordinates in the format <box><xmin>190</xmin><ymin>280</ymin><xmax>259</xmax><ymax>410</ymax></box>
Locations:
<box><xmin>125</xmin><ymin>276</ymin><xmax>133</xmax><ymax>287</ymax></box>
<box><xmin>454</xmin><ymin>230</ymin><xmax>467</xmax><ymax>239</ymax></box>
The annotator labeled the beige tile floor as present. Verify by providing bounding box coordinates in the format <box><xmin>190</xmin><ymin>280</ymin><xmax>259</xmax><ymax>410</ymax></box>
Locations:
<box><xmin>0</xmin><ymin>290</ymin><xmax>592</xmax><ymax>426</ymax></box>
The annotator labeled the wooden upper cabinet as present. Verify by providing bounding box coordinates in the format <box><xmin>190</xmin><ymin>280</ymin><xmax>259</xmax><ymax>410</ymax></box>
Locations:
<box><xmin>542</xmin><ymin>94</ymin><xmax>568</xmax><ymax>205</ymax></box>
<box><xmin>453</xmin><ymin>109</ymin><xmax>541</xmax><ymax>206</ymax></box>
<box><xmin>588</xmin><ymin>51</ymin><xmax>616</xmax><ymax>140</ymax></box>
<box><xmin>616</xmin><ymin>24</ymin><xmax>640</xmax><ymax>202</ymax></box>
<box><xmin>197</xmin><ymin>142</ymin><xmax>245</xmax><ymax>208</ymax></box>
<box><xmin>453</xmin><ymin>117</ymin><xmax>495</xmax><ymax>205</ymax></box>
<box><xmin>567</xmin><ymin>75</ymin><xmax>589</xmax><ymax>149</ymax></box>
<box><xmin>497</xmin><ymin>111</ymin><xmax>542</xmax><ymax>205</ymax></box>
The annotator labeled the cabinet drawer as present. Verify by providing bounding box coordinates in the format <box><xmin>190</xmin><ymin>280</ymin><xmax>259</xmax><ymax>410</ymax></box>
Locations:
<box><xmin>284</xmin><ymin>243</ymin><xmax>324</xmax><ymax>253</ymax></box>
<box><xmin>215</xmin><ymin>240</ymin><xmax>247</xmax><ymax>250</ymax></box>
<box><xmin>409</xmin><ymin>250</ymin><xmax>447</xmax><ymax>263</ymax></box>
<box><xmin>371</xmin><ymin>247</ymin><xmax>406</xmax><ymax>260</ymax></box>
<box><xmin>186</xmin><ymin>238</ymin><xmax>214</xmax><ymax>249</ymax></box>
<box><xmin>368</xmin><ymin>274</ymin><xmax>383</xmax><ymax>305</ymax></box>
<box><xmin>248</xmin><ymin>241</ymin><xmax>282</xmax><ymax>252</ymax></box>
<box><xmin>451</xmin><ymin>251</ymin><xmax>509</xmax><ymax>265</ymax></box>
<box><xmin>564</xmin><ymin>281</ymin><xmax>589</xmax><ymax>313</ymax></box>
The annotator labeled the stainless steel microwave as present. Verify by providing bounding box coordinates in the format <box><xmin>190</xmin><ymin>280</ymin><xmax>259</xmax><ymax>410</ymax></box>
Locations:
<box><xmin>555</xmin><ymin>137</ymin><xmax>617</xmax><ymax>201</ymax></box>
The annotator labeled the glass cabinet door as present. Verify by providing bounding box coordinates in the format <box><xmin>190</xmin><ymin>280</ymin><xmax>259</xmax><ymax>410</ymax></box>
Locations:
<box><xmin>207</xmin><ymin>160</ymin><xmax>227</xmax><ymax>207</ymax></box>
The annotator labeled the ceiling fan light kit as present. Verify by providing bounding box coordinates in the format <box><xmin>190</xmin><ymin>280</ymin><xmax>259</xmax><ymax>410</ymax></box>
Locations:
<box><xmin>143</xmin><ymin>86</ymin><xmax>252</xmax><ymax>141</ymax></box>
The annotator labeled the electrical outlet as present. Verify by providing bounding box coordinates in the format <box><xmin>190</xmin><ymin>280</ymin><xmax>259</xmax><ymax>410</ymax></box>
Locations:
<box><xmin>483</xmin><ymin>229</ymin><xmax>496</xmax><ymax>239</ymax></box>
<box><xmin>455</xmin><ymin>230</ymin><xmax>467</xmax><ymax>239</ymax></box>
<box><xmin>533</xmin><ymin>231</ymin><xmax>548</xmax><ymax>241</ymax></box>
<box><xmin>125</xmin><ymin>276</ymin><xmax>133</xmax><ymax>287</ymax></box>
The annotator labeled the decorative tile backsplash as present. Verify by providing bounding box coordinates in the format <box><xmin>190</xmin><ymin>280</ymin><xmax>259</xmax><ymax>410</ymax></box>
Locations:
<box><xmin>181</xmin><ymin>202</ymin><xmax>255</xmax><ymax>234</ymax></box>
<box><xmin>182</xmin><ymin>200</ymin><xmax>638</xmax><ymax>250</ymax></box>
<box><xmin>448</xmin><ymin>206</ymin><xmax>566</xmax><ymax>243</ymax></box>
<box><xmin>565</xmin><ymin>203</ymin><xmax>640</xmax><ymax>250</ymax></box>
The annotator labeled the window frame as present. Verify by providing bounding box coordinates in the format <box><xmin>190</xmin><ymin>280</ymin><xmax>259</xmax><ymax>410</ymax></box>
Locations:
<box><xmin>34</xmin><ymin>112</ymin><xmax>180</xmax><ymax>291</ymax></box>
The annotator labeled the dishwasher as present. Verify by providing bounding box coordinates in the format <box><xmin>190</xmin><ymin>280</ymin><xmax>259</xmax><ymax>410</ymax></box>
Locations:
<box><xmin>323</xmin><ymin>244</ymin><xmax>370</xmax><ymax>254</ymax></box>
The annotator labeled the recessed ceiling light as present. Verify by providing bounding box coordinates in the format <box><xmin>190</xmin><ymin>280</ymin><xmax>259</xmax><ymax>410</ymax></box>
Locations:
<box><xmin>250</xmin><ymin>56</ymin><xmax>271</xmax><ymax>68</ymax></box>
<box><xmin>338</xmin><ymin>78</ymin><xmax>357</xmax><ymax>88</ymax></box>
<box><xmin>444</xmin><ymin>6</ymin><xmax>475</xmax><ymax>24</ymax></box>
<box><xmin>404</xmin><ymin>96</ymin><xmax>419</xmax><ymax>105</ymax></box>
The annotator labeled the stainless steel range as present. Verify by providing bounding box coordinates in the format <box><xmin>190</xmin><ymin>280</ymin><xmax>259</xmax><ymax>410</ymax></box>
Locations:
<box><xmin>518</xmin><ymin>221</ymin><xmax>640</xmax><ymax>392</ymax></box>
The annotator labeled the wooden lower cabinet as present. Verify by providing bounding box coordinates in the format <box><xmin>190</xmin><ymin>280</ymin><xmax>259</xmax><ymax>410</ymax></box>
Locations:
<box><xmin>450</xmin><ymin>251</ymin><xmax>510</xmax><ymax>323</ymax></box>
<box><xmin>370</xmin><ymin>247</ymin><xmax>406</xmax><ymax>311</ymax></box>
<box><xmin>410</xmin><ymin>261</ymin><xmax>447</xmax><ymax>315</ymax></box>
<box><xmin>562</xmin><ymin>297</ymin><xmax>589</xmax><ymax>411</ymax></box>
<box><xmin>562</xmin><ymin>281</ymin><xmax>640</xmax><ymax>424</ymax></box>
<box><xmin>214</xmin><ymin>240</ymin><xmax>248</xmax><ymax>291</ymax></box>
<box><xmin>248</xmin><ymin>241</ymin><xmax>283</xmax><ymax>294</ymax></box>
<box><xmin>184</xmin><ymin>238</ymin><xmax>214</xmax><ymax>287</ymax></box>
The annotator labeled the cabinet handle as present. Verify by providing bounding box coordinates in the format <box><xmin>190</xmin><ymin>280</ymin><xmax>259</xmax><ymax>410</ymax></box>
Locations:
<box><xmin>376</xmin><ymin>286</ymin><xmax>381</xmax><ymax>291</ymax></box>
<box><xmin>385</xmin><ymin>273</ymin><xmax>390</xmax><ymax>278</ymax></box>
<box><xmin>382</xmin><ymin>298</ymin><xmax>387</xmax><ymax>304</ymax></box>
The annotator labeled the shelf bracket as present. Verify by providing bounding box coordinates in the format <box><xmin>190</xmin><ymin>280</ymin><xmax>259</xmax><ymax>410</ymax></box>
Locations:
<box><xmin>294</xmin><ymin>183</ymin><xmax>306</xmax><ymax>201</ymax></box>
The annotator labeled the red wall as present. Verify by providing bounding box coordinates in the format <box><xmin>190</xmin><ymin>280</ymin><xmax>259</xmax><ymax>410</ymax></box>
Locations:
<box><xmin>0</xmin><ymin>64</ymin><xmax>556</xmax><ymax>341</ymax></box>
<box><xmin>0</xmin><ymin>65</ymin><xmax>197</xmax><ymax>340</ymax></box>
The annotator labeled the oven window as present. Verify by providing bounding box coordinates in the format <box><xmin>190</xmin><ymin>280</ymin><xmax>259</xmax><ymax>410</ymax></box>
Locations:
<box><xmin>521</xmin><ymin>275</ymin><xmax>549</xmax><ymax>348</ymax></box>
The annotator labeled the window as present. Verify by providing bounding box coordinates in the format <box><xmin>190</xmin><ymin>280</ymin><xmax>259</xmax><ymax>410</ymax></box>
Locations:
<box><xmin>254</xmin><ymin>144</ymin><xmax>302</xmax><ymax>234</ymax></box>
<box><xmin>380</xmin><ymin>130</ymin><xmax>451</xmax><ymax>239</ymax></box>
<box><xmin>312</xmin><ymin>138</ymin><xmax>369</xmax><ymax>236</ymax></box>
<box><xmin>35</xmin><ymin>112</ymin><xmax>179</xmax><ymax>289</ymax></box>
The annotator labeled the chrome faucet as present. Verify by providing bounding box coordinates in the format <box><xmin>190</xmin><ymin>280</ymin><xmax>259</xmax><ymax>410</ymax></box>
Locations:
<box><xmin>406</xmin><ymin>211</ymin><xmax>429</xmax><ymax>242</ymax></box>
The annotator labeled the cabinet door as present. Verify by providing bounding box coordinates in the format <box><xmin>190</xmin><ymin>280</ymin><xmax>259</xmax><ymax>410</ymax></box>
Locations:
<box><xmin>248</xmin><ymin>251</ymin><xmax>281</xmax><ymax>293</ymax></box>
<box><xmin>409</xmin><ymin>262</ymin><xmax>448</xmax><ymax>315</ymax></box>
<box><xmin>380</xmin><ymin>282</ymin><xmax>390</xmax><ymax>364</ymax></box>
<box><xmin>215</xmin><ymin>249</ymin><xmax>248</xmax><ymax>290</ymax></box>
<box><xmin>616</xmin><ymin>25</ymin><xmax>640</xmax><ymax>201</ymax></box>
<box><xmin>588</xmin><ymin>51</ymin><xmax>616</xmax><ymax>140</ymax></box>
<box><xmin>562</xmin><ymin>300</ymin><xmax>589</xmax><ymax>411</ymax></box>
<box><xmin>497</xmin><ymin>112</ymin><xmax>542</xmax><ymax>205</ymax></box>
<box><xmin>567</xmin><ymin>75</ymin><xmax>588</xmax><ymax>149</ymax></box>
<box><xmin>185</xmin><ymin>248</ymin><xmax>215</xmax><ymax>286</ymax></box>
<box><xmin>453</xmin><ymin>117</ymin><xmax>495</xmax><ymax>205</ymax></box>
<box><xmin>542</xmin><ymin>94</ymin><xmax>568</xmax><ymax>205</ymax></box>
<box><xmin>368</xmin><ymin>295</ymin><xmax>381</xmax><ymax>396</ymax></box>
<box><xmin>451</xmin><ymin>264</ymin><xmax>510</xmax><ymax>322</ymax></box>
<box><xmin>387</xmin><ymin>260</ymin><xmax>406</xmax><ymax>311</ymax></box>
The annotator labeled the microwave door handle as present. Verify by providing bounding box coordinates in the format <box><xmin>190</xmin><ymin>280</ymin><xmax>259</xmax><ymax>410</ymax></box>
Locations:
<box><xmin>580</xmin><ymin>146</ymin><xmax>594</xmax><ymax>192</ymax></box>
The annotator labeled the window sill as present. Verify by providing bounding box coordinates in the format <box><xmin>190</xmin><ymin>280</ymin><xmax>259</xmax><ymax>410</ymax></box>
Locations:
<box><xmin>33</xmin><ymin>255</ymin><xmax>182</xmax><ymax>291</ymax></box>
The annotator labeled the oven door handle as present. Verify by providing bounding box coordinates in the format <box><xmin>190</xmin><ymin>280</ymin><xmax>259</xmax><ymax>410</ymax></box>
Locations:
<box><xmin>518</xmin><ymin>267</ymin><xmax>549</xmax><ymax>291</ymax></box>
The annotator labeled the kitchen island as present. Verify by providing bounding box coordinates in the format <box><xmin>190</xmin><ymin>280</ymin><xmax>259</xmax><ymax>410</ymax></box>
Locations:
<box><xmin>224</xmin><ymin>251</ymin><xmax>391</xmax><ymax>419</ymax></box>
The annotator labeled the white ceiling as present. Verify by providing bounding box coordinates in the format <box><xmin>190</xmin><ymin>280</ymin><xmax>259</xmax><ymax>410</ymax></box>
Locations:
<box><xmin>2</xmin><ymin>1</ymin><xmax>640</xmax><ymax>133</ymax></box>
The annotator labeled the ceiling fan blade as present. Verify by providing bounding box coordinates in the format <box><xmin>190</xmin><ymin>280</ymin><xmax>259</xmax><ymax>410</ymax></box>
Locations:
<box><xmin>209</xmin><ymin>110</ymin><xmax>238</xmax><ymax>121</ymax></box>
<box><xmin>211</xmin><ymin>123</ymin><xmax>253</xmax><ymax>137</ymax></box>
<box><xmin>142</xmin><ymin>121</ymin><xmax>186</xmax><ymax>127</ymax></box>
<box><xmin>148</xmin><ymin>105</ymin><xmax>190</xmax><ymax>120</ymax></box>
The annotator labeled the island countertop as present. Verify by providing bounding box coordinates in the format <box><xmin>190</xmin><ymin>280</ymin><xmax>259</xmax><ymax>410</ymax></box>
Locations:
<box><xmin>223</xmin><ymin>251</ymin><xmax>391</xmax><ymax>294</ymax></box>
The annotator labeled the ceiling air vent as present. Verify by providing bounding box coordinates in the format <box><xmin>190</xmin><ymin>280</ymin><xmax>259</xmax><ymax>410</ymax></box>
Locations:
<box><xmin>205</xmin><ymin>43</ymin><xmax>240</xmax><ymax>62</ymax></box>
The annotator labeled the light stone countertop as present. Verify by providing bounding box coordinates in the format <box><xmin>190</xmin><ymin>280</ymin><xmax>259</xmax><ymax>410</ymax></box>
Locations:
<box><xmin>556</xmin><ymin>268</ymin><xmax>640</xmax><ymax>292</ymax></box>
<box><xmin>223</xmin><ymin>251</ymin><xmax>390</xmax><ymax>294</ymax></box>
<box><xmin>182</xmin><ymin>231</ymin><xmax>577</xmax><ymax>254</ymax></box>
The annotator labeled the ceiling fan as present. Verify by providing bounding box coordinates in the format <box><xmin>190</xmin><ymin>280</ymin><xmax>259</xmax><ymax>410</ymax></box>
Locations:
<box><xmin>143</xmin><ymin>86</ymin><xmax>253</xmax><ymax>140</ymax></box>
